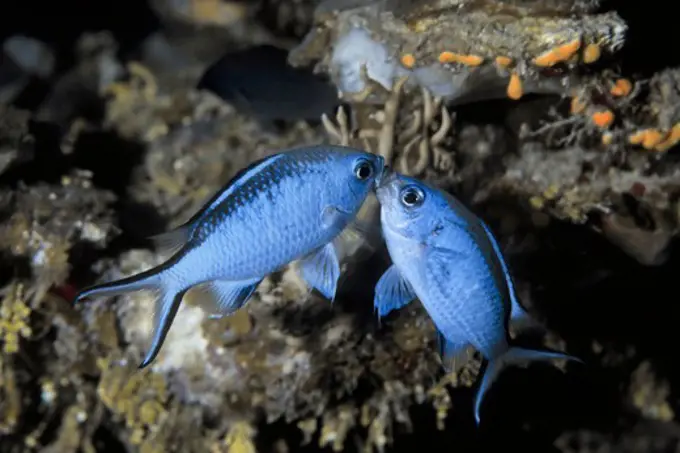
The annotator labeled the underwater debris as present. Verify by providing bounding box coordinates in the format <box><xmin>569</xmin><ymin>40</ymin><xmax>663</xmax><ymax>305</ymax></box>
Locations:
<box><xmin>258</xmin><ymin>0</ymin><xmax>318</xmax><ymax>39</ymax></box>
<box><xmin>0</xmin><ymin>104</ymin><xmax>33</xmax><ymax>176</ymax></box>
<box><xmin>0</xmin><ymin>171</ymin><xmax>117</xmax><ymax>304</ymax></box>
<box><xmin>96</xmin><ymin>354</ymin><xmax>172</xmax><ymax>450</ymax></box>
<box><xmin>628</xmin><ymin>361</ymin><xmax>674</xmax><ymax>422</ymax></box>
<box><xmin>485</xmin><ymin>134</ymin><xmax>680</xmax><ymax>265</ymax></box>
<box><xmin>212</xmin><ymin>421</ymin><xmax>257</xmax><ymax>453</ymax></box>
<box><xmin>555</xmin><ymin>421</ymin><xmax>680</xmax><ymax>453</ymax></box>
<box><xmin>0</xmin><ymin>353</ymin><xmax>21</xmax><ymax>435</ymax></box>
<box><xmin>0</xmin><ymin>282</ymin><xmax>33</xmax><ymax>355</ymax></box>
<box><xmin>149</xmin><ymin>0</ymin><xmax>254</xmax><ymax>28</ymax></box>
<box><xmin>0</xmin><ymin>35</ymin><xmax>55</xmax><ymax>104</ymax></box>
<box><xmin>289</xmin><ymin>0</ymin><xmax>627</xmax><ymax>105</ymax></box>
<box><xmin>36</xmin><ymin>31</ymin><xmax>125</xmax><ymax>130</ymax></box>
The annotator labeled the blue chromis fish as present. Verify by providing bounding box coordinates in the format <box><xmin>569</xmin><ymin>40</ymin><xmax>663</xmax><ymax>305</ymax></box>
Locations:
<box><xmin>75</xmin><ymin>146</ymin><xmax>385</xmax><ymax>368</ymax></box>
<box><xmin>197</xmin><ymin>45</ymin><xmax>340</xmax><ymax>122</ymax></box>
<box><xmin>373</xmin><ymin>170</ymin><xmax>582</xmax><ymax>424</ymax></box>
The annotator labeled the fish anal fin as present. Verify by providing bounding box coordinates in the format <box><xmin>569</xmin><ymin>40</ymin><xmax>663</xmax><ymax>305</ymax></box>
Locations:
<box><xmin>436</xmin><ymin>332</ymin><xmax>472</xmax><ymax>371</ymax></box>
<box><xmin>374</xmin><ymin>264</ymin><xmax>416</xmax><ymax>318</ymax></box>
<box><xmin>195</xmin><ymin>278</ymin><xmax>262</xmax><ymax>319</ymax></box>
<box><xmin>299</xmin><ymin>242</ymin><xmax>341</xmax><ymax>301</ymax></box>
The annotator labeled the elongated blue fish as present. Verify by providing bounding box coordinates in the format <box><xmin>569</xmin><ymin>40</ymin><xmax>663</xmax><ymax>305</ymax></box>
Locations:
<box><xmin>373</xmin><ymin>170</ymin><xmax>582</xmax><ymax>424</ymax></box>
<box><xmin>75</xmin><ymin>145</ymin><xmax>385</xmax><ymax>368</ymax></box>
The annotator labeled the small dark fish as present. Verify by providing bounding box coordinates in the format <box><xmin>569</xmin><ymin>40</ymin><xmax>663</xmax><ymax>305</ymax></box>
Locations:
<box><xmin>198</xmin><ymin>45</ymin><xmax>340</xmax><ymax>122</ymax></box>
<box><xmin>75</xmin><ymin>145</ymin><xmax>384</xmax><ymax>368</ymax></box>
<box><xmin>373</xmin><ymin>170</ymin><xmax>583</xmax><ymax>424</ymax></box>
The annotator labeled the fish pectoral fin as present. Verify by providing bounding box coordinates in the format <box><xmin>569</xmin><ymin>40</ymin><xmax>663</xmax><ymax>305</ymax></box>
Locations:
<box><xmin>299</xmin><ymin>242</ymin><xmax>341</xmax><ymax>301</ymax></box>
<box><xmin>195</xmin><ymin>278</ymin><xmax>262</xmax><ymax>319</ymax></box>
<box><xmin>321</xmin><ymin>205</ymin><xmax>352</xmax><ymax>230</ymax></box>
<box><xmin>374</xmin><ymin>264</ymin><xmax>416</xmax><ymax>318</ymax></box>
<box><xmin>150</xmin><ymin>225</ymin><xmax>191</xmax><ymax>257</ymax></box>
<box><xmin>334</xmin><ymin>217</ymin><xmax>382</xmax><ymax>262</ymax></box>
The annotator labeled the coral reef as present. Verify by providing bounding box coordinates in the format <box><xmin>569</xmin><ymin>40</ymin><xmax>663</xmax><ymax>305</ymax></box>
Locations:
<box><xmin>1</xmin><ymin>0</ymin><xmax>680</xmax><ymax>452</ymax></box>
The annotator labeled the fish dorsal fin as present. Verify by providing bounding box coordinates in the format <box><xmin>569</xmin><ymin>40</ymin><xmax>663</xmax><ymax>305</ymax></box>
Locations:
<box><xmin>150</xmin><ymin>225</ymin><xmax>191</xmax><ymax>257</ymax></box>
<box><xmin>373</xmin><ymin>264</ymin><xmax>416</xmax><ymax>318</ymax></box>
<box><xmin>478</xmin><ymin>221</ymin><xmax>528</xmax><ymax>320</ymax></box>
<box><xmin>184</xmin><ymin>153</ymin><xmax>287</xmax><ymax>225</ymax></box>
<box><xmin>299</xmin><ymin>242</ymin><xmax>341</xmax><ymax>302</ymax></box>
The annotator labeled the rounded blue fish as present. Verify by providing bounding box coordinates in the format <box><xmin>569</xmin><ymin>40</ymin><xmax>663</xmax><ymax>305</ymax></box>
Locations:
<box><xmin>373</xmin><ymin>169</ymin><xmax>582</xmax><ymax>424</ymax></box>
<box><xmin>75</xmin><ymin>145</ymin><xmax>385</xmax><ymax>368</ymax></box>
<box><xmin>198</xmin><ymin>45</ymin><xmax>340</xmax><ymax>122</ymax></box>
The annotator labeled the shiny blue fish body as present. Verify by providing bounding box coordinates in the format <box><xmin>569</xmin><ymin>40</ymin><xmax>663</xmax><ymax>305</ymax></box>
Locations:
<box><xmin>373</xmin><ymin>170</ymin><xmax>581</xmax><ymax>424</ymax></box>
<box><xmin>75</xmin><ymin>145</ymin><xmax>384</xmax><ymax>368</ymax></box>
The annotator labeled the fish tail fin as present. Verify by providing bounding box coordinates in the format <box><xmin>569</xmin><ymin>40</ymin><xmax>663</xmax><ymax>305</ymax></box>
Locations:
<box><xmin>138</xmin><ymin>285</ymin><xmax>189</xmax><ymax>369</ymax></box>
<box><xmin>73</xmin><ymin>269</ymin><xmax>162</xmax><ymax>304</ymax></box>
<box><xmin>474</xmin><ymin>347</ymin><xmax>583</xmax><ymax>425</ymax></box>
<box><xmin>73</xmin><ymin>265</ymin><xmax>190</xmax><ymax>369</ymax></box>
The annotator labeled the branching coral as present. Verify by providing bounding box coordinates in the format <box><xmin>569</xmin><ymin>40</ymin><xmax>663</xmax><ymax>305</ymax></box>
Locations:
<box><xmin>0</xmin><ymin>282</ymin><xmax>32</xmax><ymax>355</ymax></box>
<box><xmin>96</xmin><ymin>354</ymin><xmax>173</xmax><ymax>451</ymax></box>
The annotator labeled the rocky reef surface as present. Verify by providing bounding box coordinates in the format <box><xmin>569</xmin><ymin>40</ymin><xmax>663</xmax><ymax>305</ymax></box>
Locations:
<box><xmin>1</xmin><ymin>0</ymin><xmax>680</xmax><ymax>452</ymax></box>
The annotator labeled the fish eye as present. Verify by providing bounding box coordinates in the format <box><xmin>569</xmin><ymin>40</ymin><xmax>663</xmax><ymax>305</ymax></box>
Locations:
<box><xmin>400</xmin><ymin>186</ymin><xmax>425</xmax><ymax>207</ymax></box>
<box><xmin>354</xmin><ymin>159</ymin><xmax>374</xmax><ymax>181</ymax></box>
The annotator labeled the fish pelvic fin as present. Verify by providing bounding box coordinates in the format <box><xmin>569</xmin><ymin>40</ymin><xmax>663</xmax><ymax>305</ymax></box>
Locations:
<box><xmin>299</xmin><ymin>242</ymin><xmax>341</xmax><ymax>302</ymax></box>
<box><xmin>139</xmin><ymin>286</ymin><xmax>190</xmax><ymax>369</ymax></box>
<box><xmin>473</xmin><ymin>346</ymin><xmax>583</xmax><ymax>425</ymax></box>
<box><xmin>374</xmin><ymin>264</ymin><xmax>416</xmax><ymax>318</ymax></box>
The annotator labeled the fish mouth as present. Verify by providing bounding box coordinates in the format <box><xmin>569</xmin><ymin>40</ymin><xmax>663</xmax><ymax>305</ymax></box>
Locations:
<box><xmin>375</xmin><ymin>166</ymin><xmax>397</xmax><ymax>203</ymax></box>
<box><xmin>373</xmin><ymin>155</ymin><xmax>386</xmax><ymax>185</ymax></box>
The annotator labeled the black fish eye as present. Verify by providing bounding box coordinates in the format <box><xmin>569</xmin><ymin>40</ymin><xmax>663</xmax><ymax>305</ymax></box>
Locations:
<box><xmin>400</xmin><ymin>186</ymin><xmax>424</xmax><ymax>207</ymax></box>
<box><xmin>354</xmin><ymin>160</ymin><xmax>373</xmax><ymax>180</ymax></box>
